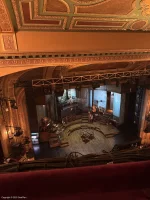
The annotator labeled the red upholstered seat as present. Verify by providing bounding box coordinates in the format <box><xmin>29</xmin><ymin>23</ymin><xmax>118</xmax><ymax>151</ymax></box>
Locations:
<box><xmin>1</xmin><ymin>161</ymin><xmax>150</xmax><ymax>199</ymax></box>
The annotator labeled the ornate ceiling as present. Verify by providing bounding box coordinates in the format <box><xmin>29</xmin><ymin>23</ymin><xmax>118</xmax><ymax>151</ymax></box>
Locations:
<box><xmin>1</xmin><ymin>0</ymin><xmax>150</xmax><ymax>77</ymax></box>
<box><xmin>3</xmin><ymin>0</ymin><xmax>150</xmax><ymax>32</ymax></box>
<box><xmin>68</xmin><ymin>61</ymin><xmax>149</xmax><ymax>74</ymax></box>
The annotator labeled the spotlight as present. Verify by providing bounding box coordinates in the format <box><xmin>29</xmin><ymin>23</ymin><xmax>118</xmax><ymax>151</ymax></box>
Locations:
<box><xmin>43</xmin><ymin>86</ymin><xmax>52</xmax><ymax>95</ymax></box>
<box><xmin>10</xmin><ymin>100</ymin><xmax>18</xmax><ymax>109</ymax></box>
<box><xmin>5</xmin><ymin>108</ymin><xmax>9</xmax><ymax>112</ymax></box>
<box><xmin>127</xmin><ymin>78</ymin><xmax>134</xmax><ymax>85</ymax></box>
<box><xmin>76</xmin><ymin>84</ymin><xmax>81</xmax><ymax>91</ymax></box>
<box><xmin>14</xmin><ymin>127</ymin><xmax>23</xmax><ymax>137</ymax></box>
<box><xmin>55</xmin><ymin>85</ymin><xmax>64</xmax><ymax>97</ymax></box>
<box><xmin>47</xmin><ymin>123</ymin><xmax>50</xmax><ymax>127</ymax></box>
<box><xmin>92</xmin><ymin>81</ymin><xmax>100</xmax><ymax>89</ymax></box>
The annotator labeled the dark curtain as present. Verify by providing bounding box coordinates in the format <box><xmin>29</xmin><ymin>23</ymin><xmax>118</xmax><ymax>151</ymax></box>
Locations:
<box><xmin>25</xmin><ymin>88</ymin><xmax>38</xmax><ymax>133</ymax></box>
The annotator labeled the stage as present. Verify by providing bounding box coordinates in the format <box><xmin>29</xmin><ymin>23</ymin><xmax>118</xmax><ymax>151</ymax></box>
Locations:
<box><xmin>33</xmin><ymin>121</ymin><xmax>138</xmax><ymax>159</ymax></box>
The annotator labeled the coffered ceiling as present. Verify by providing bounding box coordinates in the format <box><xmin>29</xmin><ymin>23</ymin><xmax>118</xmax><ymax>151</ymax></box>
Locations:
<box><xmin>5</xmin><ymin>0</ymin><xmax>150</xmax><ymax>32</ymax></box>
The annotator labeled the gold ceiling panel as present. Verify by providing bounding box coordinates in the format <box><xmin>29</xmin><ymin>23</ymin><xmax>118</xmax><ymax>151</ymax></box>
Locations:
<box><xmin>1</xmin><ymin>0</ymin><xmax>149</xmax><ymax>31</ymax></box>
<box><xmin>0</xmin><ymin>0</ymin><xmax>14</xmax><ymax>32</ymax></box>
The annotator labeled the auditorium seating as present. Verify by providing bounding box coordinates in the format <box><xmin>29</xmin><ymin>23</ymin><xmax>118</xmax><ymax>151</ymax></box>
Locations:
<box><xmin>1</xmin><ymin>161</ymin><xmax>150</xmax><ymax>199</ymax></box>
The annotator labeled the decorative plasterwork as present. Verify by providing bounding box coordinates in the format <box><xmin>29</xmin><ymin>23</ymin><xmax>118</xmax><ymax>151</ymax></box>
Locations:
<box><xmin>68</xmin><ymin>61</ymin><xmax>148</xmax><ymax>72</ymax></box>
<box><xmin>11</xmin><ymin>0</ymin><xmax>67</xmax><ymax>30</ymax></box>
<box><xmin>0</xmin><ymin>52</ymin><xmax>150</xmax><ymax>67</ymax></box>
<box><xmin>71</xmin><ymin>0</ymin><xmax>104</xmax><ymax>5</ymax></box>
<box><xmin>140</xmin><ymin>0</ymin><xmax>150</xmax><ymax>16</ymax></box>
<box><xmin>70</xmin><ymin>17</ymin><xmax>133</xmax><ymax>30</ymax></box>
<box><xmin>9</xmin><ymin>0</ymin><xmax>150</xmax><ymax>31</ymax></box>
<box><xmin>43</xmin><ymin>0</ymin><xmax>70</xmax><ymax>14</ymax></box>
<box><xmin>0</xmin><ymin>0</ymin><xmax>14</xmax><ymax>32</ymax></box>
<box><xmin>74</xmin><ymin>0</ymin><xmax>136</xmax><ymax>15</ymax></box>
<box><xmin>11</xmin><ymin>0</ymin><xmax>21</xmax><ymax>29</ymax></box>
<box><xmin>130</xmin><ymin>20</ymin><xmax>148</xmax><ymax>30</ymax></box>
<box><xmin>1</xmin><ymin>33</ymin><xmax>17</xmax><ymax>51</ymax></box>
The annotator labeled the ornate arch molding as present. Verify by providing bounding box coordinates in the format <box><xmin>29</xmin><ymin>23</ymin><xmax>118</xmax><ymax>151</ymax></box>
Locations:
<box><xmin>0</xmin><ymin>71</ymin><xmax>29</xmax><ymax>129</ymax></box>
<box><xmin>16</xmin><ymin>88</ymin><xmax>30</xmax><ymax>138</ymax></box>
<box><xmin>0</xmin><ymin>71</ymin><xmax>32</xmax><ymax>156</ymax></box>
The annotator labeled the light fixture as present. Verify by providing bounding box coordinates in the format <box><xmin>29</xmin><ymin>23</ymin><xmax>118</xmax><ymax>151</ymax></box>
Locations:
<box><xmin>76</xmin><ymin>84</ymin><xmax>81</xmax><ymax>91</ymax></box>
<box><xmin>14</xmin><ymin>127</ymin><xmax>23</xmax><ymax>137</ymax></box>
<box><xmin>47</xmin><ymin>123</ymin><xmax>50</xmax><ymax>127</ymax></box>
<box><xmin>92</xmin><ymin>81</ymin><xmax>100</xmax><ymax>89</ymax></box>
<box><xmin>10</xmin><ymin>100</ymin><xmax>18</xmax><ymax>109</ymax></box>
<box><xmin>43</xmin><ymin>86</ymin><xmax>52</xmax><ymax>95</ymax></box>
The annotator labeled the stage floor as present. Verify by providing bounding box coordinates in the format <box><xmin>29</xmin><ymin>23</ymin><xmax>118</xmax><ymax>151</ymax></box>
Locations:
<box><xmin>33</xmin><ymin>122</ymin><xmax>139</xmax><ymax>160</ymax></box>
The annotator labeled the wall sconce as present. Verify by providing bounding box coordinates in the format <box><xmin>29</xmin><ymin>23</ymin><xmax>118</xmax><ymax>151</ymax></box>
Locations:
<box><xmin>0</xmin><ymin>97</ymin><xmax>18</xmax><ymax>109</ymax></box>
<box><xmin>14</xmin><ymin>127</ymin><xmax>23</xmax><ymax>137</ymax></box>
<box><xmin>6</xmin><ymin>126</ymin><xmax>23</xmax><ymax>137</ymax></box>
<box><xmin>10</xmin><ymin>100</ymin><xmax>18</xmax><ymax>109</ymax></box>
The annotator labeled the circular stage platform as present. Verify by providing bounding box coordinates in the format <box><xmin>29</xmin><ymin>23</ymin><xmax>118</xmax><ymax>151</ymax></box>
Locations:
<box><xmin>34</xmin><ymin>121</ymin><xmax>120</xmax><ymax>159</ymax></box>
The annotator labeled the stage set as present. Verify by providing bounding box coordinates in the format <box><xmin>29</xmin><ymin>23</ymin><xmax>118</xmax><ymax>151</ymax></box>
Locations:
<box><xmin>29</xmin><ymin>81</ymin><xmax>140</xmax><ymax>160</ymax></box>
<box><xmin>0</xmin><ymin>68</ymin><xmax>148</xmax><ymax>164</ymax></box>
<box><xmin>2</xmin><ymin>0</ymin><xmax>150</xmax><ymax>198</ymax></box>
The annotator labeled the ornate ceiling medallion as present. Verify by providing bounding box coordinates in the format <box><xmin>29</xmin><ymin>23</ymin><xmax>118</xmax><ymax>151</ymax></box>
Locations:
<box><xmin>71</xmin><ymin>0</ymin><xmax>105</xmax><ymax>5</ymax></box>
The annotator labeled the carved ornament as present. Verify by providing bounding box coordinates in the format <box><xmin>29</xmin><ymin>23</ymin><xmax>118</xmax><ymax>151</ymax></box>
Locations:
<box><xmin>1</xmin><ymin>34</ymin><xmax>17</xmax><ymax>51</ymax></box>
<box><xmin>71</xmin><ymin>0</ymin><xmax>105</xmax><ymax>5</ymax></box>
<box><xmin>0</xmin><ymin>0</ymin><xmax>14</xmax><ymax>32</ymax></box>
<box><xmin>140</xmin><ymin>0</ymin><xmax>150</xmax><ymax>16</ymax></box>
<box><xmin>0</xmin><ymin>53</ymin><xmax>150</xmax><ymax>67</ymax></box>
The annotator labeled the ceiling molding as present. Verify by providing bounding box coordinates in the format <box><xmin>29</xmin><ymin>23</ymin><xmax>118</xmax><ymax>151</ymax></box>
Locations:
<box><xmin>0</xmin><ymin>51</ymin><xmax>150</xmax><ymax>67</ymax></box>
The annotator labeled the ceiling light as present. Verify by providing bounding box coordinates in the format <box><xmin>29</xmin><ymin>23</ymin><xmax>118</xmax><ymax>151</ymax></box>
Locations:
<box><xmin>92</xmin><ymin>81</ymin><xmax>100</xmax><ymax>89</ymax></box>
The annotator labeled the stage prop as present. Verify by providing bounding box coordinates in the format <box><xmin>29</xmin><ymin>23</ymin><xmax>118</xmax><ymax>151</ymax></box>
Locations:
<box><xmin>81</xmin><ymin>132</ymin><xmax>95</xmax><ymax>144</ymax></box>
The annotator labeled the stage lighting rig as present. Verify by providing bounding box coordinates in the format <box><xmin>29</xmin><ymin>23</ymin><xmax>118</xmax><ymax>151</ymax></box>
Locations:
<box><xmin>116</xmin><ymin>79</ymin><xmax>120</xmax><ymax>87</ymax></box>
<box><xmin>92</xmin><ymin>81</ymin><xmax>100</xmax><ymax>89</ymax></box>
<box><xmin>43</xmin><ymin>86</ymin><xmax>52</xmax><ymax>95</ymax></box>
<box><xmin>76</xmin><ymin>84</ymin><xmax>81</xmax><ymax>91</ymax></box>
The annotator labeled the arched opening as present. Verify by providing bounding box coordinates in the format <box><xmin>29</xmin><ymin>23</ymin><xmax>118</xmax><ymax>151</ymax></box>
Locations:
<box><xmin>0</xmin><ymin>63</ymin><xmax>148</xmax><ymax>165</ymax></box>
